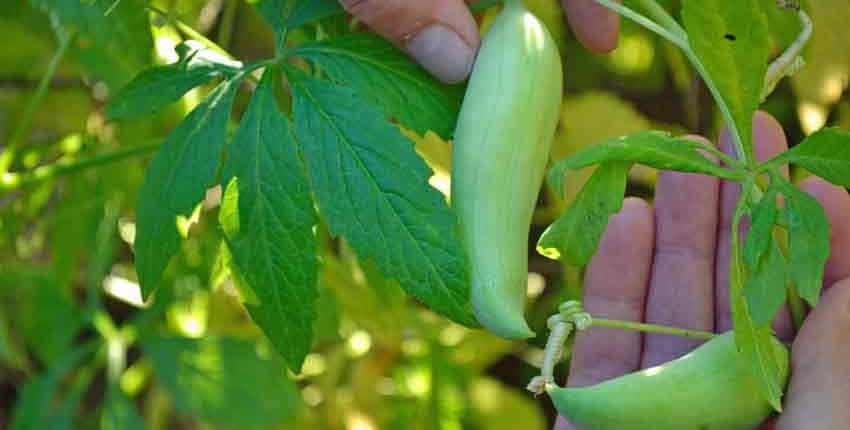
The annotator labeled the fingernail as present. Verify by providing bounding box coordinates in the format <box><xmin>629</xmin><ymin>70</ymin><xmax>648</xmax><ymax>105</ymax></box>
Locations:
<box><xmin>407</xmin><ymin>25</ymin><xmax>475</xmax><ymax>84</ymax></box>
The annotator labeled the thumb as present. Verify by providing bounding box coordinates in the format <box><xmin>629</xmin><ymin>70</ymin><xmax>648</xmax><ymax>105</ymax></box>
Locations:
<box><xmin>339</xmin><ymin>0</ymin><xmax>479</xmax><ymax>83</ymax></box>
<box><xmin>776</xmin><ymin>279</ymin><xmax>850</xmax><ymax>430</ymax></box>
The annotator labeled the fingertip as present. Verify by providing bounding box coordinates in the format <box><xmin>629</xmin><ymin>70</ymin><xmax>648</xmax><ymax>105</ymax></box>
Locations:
<box><xmin>792</xmin><ymin>279</ymin><xmax>850</xmax><ymax>361</ymax></box>
<box><xmin>614</xmin><ymin>197</ymin><xmax>654</xmax><ymax>237</ymax></box>
<box><xmin>341</xmin><ymin>0</ymin><xmax>479</xmax><ymax>83</ymax></box>
<box><xmin>777</xmin><ymin>278</ymin><xmax>850</xmax><ymax>429</ymax></box>
<box><xmin>407</xmin><ymin>24</ymin><xmax>477</xmax><ymax>83</ymax></box>
<box><xmin>823</xmin><ymin>278</ymin><xmax>850</xmax><ymax>318</ymax></box>
<box><xmin>562</xmin><ymin>0</ymin><xmax>620</xmax><ymax>53</ymax></box>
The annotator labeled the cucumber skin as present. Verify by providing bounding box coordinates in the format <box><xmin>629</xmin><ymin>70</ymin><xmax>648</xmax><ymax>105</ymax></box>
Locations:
<box><xmin>549</xmin><ymin>332</ymin><xmax>790</xmax><ymax>430</ymax></box>
<box><xmin>452</xmin><ymin>0</ymin><xmax>563</xmax><ymax>340</ymax></box>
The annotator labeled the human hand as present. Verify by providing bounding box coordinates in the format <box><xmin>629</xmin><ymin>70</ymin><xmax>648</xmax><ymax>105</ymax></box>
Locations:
<box><xmin>337</xmin><ymin>0</ymin><xmax>621</xmax><ymax>83</ymax></box>
<box><xmin>555</xmin><ymin>112</ymin><xmax>850</xmax><ymax>430</ymax></box>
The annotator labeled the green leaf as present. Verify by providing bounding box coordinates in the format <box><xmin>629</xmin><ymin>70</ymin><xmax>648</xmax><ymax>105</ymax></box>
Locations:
<box><xmin>134</xmin><ymin>78</ymin><xmax>240</xmax><ymax>298</ymax></box>
<box><xmin>219</xmin><ymin>70</ymin><xmax>319</xmax><ymax>372</ymax></box>
<box><xmin>775</xmin><ymin>175</ymin><xmax>830</xmax><ymax>306</ymax></box>
<box><xmin>548</xmin><ymin>131</ymin><xmax>740</xmax><ymax>198</ymax></box>
<box><xmin>743</xmin><ymin>186</ymin><xmax>786</xmax><ymax>325</ymax></box>
<box><xmin>288</xmin><ymin>69</ymin><xmax>476</xmax><ymax>327</ymax></box>
<box><xmin>108</xmin><ymin>42</ymin><xmax>241</xmax><ymax>120</ymax></box>
<box><xmin>107</xmin><ymin>65</ymin><xmax>214</xmax><ymax>119</ymax></box>
<box><xmin>745</xmin><ymin>241</ymin><xmax>787</xmax><ymax>326</ymax></box>
<box><xmin>682</xmin><ymin>0</ymin><xmax>769</xmax><ymax>160</ymax></box>
<box><xmin>765</xmin><ymin>127</ymin><xmax>850</xmax><ymax>188</ymax></box>
<box><xmin>537</xmin><ymin>162</ymin><xmax>631</xmax><ymax>266</ymax></box>
<box><xmin>744</xmin><ymin>188</ymin><xmax>779</xmax><ymax>266</ymax></box>
<box><xmin>17</xmin><ymin>276</ymin><xmax>85</xmax><ymax>365</ymax></box>
<box><xmin>101</xmin><ymin>388</ymin><xmax>146</xmax><ymax>430</ymax></box>
<box><xmin>286</xmin><ymin>0</ymin><xmax>345</xmax><ymax>28</ymax></box>
<box><xmin>292</xmin><ymin>33</ymin><xmax>463</xmax><ymax>138</ymax></box>
<box><xmin>729</xmin><ymin>180</ymin><xmax>785</xmax><ymax>411</ymax></box>
<box><xmin>9</xmin><ymin>342</ymin><xmax>95</xmax><ymax>430</ymax></box>
<box><xmin>31</xmin><ymin>0</ymin><xmax>153</xmax><ymax>88</ymax></box>
<box><xmin>144</xmin><ymin>336</ymin><xmax>300</xmax><ymax>428</ymax></box>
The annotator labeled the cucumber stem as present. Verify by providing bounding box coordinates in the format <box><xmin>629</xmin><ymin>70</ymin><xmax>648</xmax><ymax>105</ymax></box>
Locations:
<box><xmin>528</xmin><ymin>301</ymin><xmax>716</xmax><ymax>395</ymax></box>
<box><xmin>591</xmin><ymin>318</ymin><xmax>716</xmax><ymax>340</ymax></box>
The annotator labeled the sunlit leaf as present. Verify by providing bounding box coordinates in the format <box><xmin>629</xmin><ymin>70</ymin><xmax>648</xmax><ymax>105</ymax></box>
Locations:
<box><xmin>292</xmin><ymin>34</ymin><xmax>463</xmax><ymax>138</ymax></box>
<box><xmin>219</xmin><ymin>70</ymin><xmax>319</xmax><ymax>372</ymax></box>
<box><xmin>538</xmin><ymin>162</ymin><xmax>631</xmax><ymax>265</ymax></box>
<box><xmin>288</xmin><ymin>68</ymin><xmax>476</xmax><ymax>327</ymax></box>
<box><xmin>548</xmin><ymin>131</ymin><xmax>742</xmax><ymax>197</ymax></box>
<box><xmin>775</xmin><ymin>175</ymin><xmax>830</xmax><ymax>306</ymax></box>
<box><xmin>108</xmin><ymin>42</ymin><xmax>241</xmax><ymax>120</ymax></box>
<box><xmin>135</xmin><ymin>78</ymin><xmax>240</xmax><ymax>297</ymax></box>
<box><xmin>765</xmin><ymin>127</ymin><xmax>850</xmax><ymax>188</ymax></box>
<box><xmin>683</xmin><ymin>0</ymin><xmax>769</xmax><ymax>160</ymax></box>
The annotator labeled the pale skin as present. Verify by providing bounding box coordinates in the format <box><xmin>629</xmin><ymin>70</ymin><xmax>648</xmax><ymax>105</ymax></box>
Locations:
<box><xmin>340</xmin><ymin>3</ymin><xmax>850</xmax><ymax>428</ymax></box>
<box><xmin>558</xmin><ymin>112</ymin><xmax>850</xmax><ymax>430</ymax></box>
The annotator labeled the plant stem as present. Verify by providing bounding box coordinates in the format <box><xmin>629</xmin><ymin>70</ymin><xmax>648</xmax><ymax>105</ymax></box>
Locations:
<box><xmin>592</xmin><ymin>318</ymin><xmax>717</xmax><ymax>340</ymax></box>
<box><xmin>761</xmin><ymin>9</ymin><xmax>812</xmax><ymax>101</ymax></box>
<box><xmin>593</xmin><ymin>0</ymin><xmax>687</xmax><ymax>49</ymax></box>
<box><xmin>685</xmin><ymin>51</ymin><xmax>750</xmax><ymax>165</ymax></box>
<box><xmin>635</xmin><ymin>0</ymin><xmax>687</xmax><ymax>40</ymax></box>
<box><xmin>0</xmin><ymin>30</ymin><xmax>74</xmax><ymax>174</ymax></box>
<box><xmin>593</xmin><ymin>0</ymin><xmax>750</xmax><ymax>166</ymax></box>
<box><xmin>0</xmin><ymin>140</ymin><xmax>161</xmax><ymax>192</ymax></box>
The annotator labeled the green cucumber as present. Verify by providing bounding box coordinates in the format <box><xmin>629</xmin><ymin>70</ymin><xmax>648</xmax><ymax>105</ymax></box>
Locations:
<box><xmin>549</xmin><ymin>331</ymin><xmax>790</xmax><ymax>430</ymax></box>
<box><xmin>452</xmin><ymin>0</ymin><xmax>563</xmax><ymax>340</ymax></box>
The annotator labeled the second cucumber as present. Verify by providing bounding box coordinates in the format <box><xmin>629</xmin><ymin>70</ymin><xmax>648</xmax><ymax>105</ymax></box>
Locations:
<box><xmin>452</xmin><ymin>0</ymin><xmax>563</xmax><ymax>339</ymax></box>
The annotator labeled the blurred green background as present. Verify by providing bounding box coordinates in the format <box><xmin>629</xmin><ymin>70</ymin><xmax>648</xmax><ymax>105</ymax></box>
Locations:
<box><xmin>1</xmin><ymin>0</ymin><xmax>849</xmax><ymax>429</ymax></box>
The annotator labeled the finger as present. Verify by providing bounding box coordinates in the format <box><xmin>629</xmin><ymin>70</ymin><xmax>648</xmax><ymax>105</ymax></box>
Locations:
<box><xmin>562</xmin><ymin>0</ymin><xmax>621</xmax><ymax>53</ymax></box>
<box><xmin>799</xmin><ymin>177</ymin><xmax>850</xmax><ymax>288</ymax></box>
<box><xmin>557</xmin><ymin>198</ymin><xmax>654</xmax><ymax>430</ymax></box>
<box><xmin>566</xmin><ymin>198</ymin><xmax>654</xmax><ymax>387</ymax></box>
<box><xmin>775</xmin><ymin>279</ymin><xmax>850</xmax><ymax>430</ymax></box>
<box><xmin>716</xmin><ymin>112</ymin><xmax>791</xmax><ymax>337</ymax></box>
<box><xmin>641</xmin><ymin>136</ymin><xmax>719</xmax><ymax>368</ymax></box>
<box><xmin>340</xmin><ymin>0</ymin><xmax>479</xmax><ymax>83</ymax></box>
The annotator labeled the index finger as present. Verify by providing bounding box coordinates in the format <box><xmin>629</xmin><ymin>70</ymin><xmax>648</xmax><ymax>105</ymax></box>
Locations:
<box><xmin>557</xmin><ymin>198</ymin><xmax>654</xmax><ymax>430</ymax></box>
<box><xmin>562</xmin><ymin>0</ymin><xmax>621</xmax><ymax>53</ymax></box>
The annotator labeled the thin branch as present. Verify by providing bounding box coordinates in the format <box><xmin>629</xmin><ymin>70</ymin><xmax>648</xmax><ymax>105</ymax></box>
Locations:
<box><xmin>0</xmin><ymin>140</ymin><xmax>161</xmax><ymax>192</ymax></box>
<box><xmin>635</xmin><ymin>0</ymin><xmax>687</xmax><ymax>40</ymax></box>
<box><xmin>0</xmin><ymin>30</ymin><xmax>74</xmax><ymax>174</ymax></box>
<box><xmin>593</xmin><ymin>0</ymin><xmax>688</xmax><ymax>49</ymax></box>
